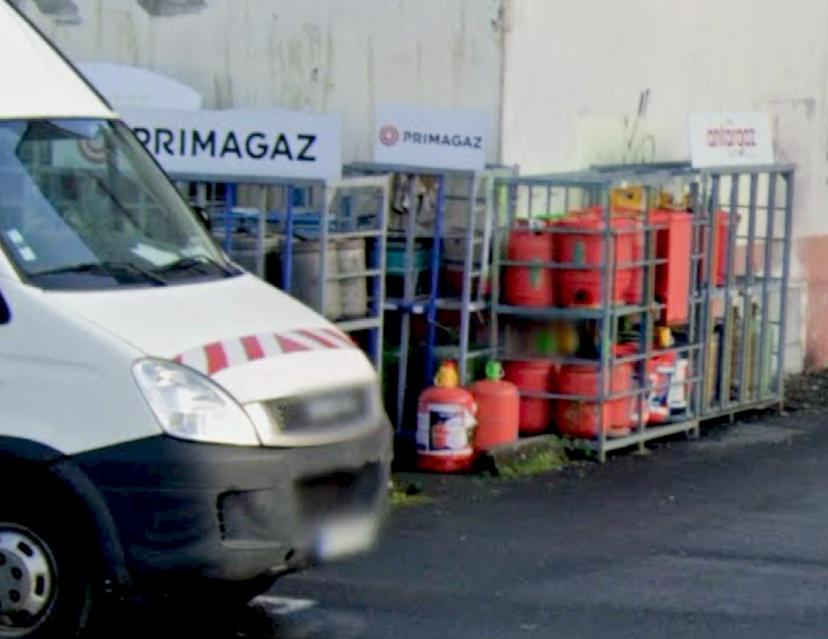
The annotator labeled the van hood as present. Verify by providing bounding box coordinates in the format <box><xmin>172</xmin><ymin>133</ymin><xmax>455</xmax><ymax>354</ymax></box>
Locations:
<box><xmin>47</xmin><ymin>274</ymin><xmax>376</xmax><ymax>403</ymax></box>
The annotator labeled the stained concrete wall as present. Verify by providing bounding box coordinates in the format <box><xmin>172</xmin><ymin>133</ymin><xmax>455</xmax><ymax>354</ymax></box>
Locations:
<box><xmin>501</xmin><ymin>0</ymin><xmax>828</xmax><ymax>371</ymax></box>
<box><xmin>18</xmin><ymin>0</ymin><xmax>505</xmax><ymax>164</ymax></box>
<box><xmin>21</xmin><ymin>0</ymin><xmax>828</xmax><ymax>370</ymax></box>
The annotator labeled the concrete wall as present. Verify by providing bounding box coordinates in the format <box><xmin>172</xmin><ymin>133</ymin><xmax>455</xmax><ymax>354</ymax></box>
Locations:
<box><xmin>502</xmin><ymin>0</ymin><xmax>828</xmax><ymax>371</ymax></box>
<box><xmin>18</xmin><ymin>0</ymin><xmax>505</xmax><ymax>164</ymax></box>
<box><xmin>21</xmin><ymin>0</ymin><xmax>828</xmax><ymax>370</ymax></box>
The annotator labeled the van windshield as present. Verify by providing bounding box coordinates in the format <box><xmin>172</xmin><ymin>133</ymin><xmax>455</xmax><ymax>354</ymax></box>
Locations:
<box><xmin>0</xmin><ymin>118</ymin><xmax>239</xmax><ymax>290</ymax></box>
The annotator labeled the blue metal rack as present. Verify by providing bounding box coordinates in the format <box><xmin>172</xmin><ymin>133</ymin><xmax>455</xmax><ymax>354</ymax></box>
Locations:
<box><xmin>177</xmin><ymin>175</ymin><xmax>390</xmax><ymax>370</ymax></box>
<box><xmin>345</xmin><ymin>162</ymin><xmax>511</xmax><ymax>437</ymax></box>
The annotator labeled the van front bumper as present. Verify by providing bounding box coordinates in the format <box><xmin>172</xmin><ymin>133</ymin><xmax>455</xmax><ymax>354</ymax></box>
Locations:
<box><xmin>72</xmin><ymin>421</ymin><xmax>392</xmax><ymax>585</ymax></box>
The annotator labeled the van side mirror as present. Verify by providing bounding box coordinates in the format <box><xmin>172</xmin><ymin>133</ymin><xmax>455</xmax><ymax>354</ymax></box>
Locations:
<box><xmin>0</xmin><ymin>290</ymin><xmax>9</xmax><ymax>324</ymax></box>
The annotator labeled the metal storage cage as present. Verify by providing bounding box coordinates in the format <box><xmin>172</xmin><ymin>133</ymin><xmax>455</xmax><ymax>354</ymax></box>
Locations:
<box><xmin>694</xmin><ymin>165</ymin><xmax>795</xmax><ymax>419</ymax></box>
<box><xmin>489</xmin><ymin>162</ymin><xmax>794</xmax><ymax>461</ymax></box>
<box><xmin>491</xmin><ymin>169</ymin><xmax>703</xmax><ymax>462</ymax></box>
<box><xmin>346</xmin><ymin>162</ymin><xmax>511</xmax><ymax>442</ymax></box>
<box><xmin>177</xmin><ymin>174</ymin><xmax>391</xmax><ymax>369</ymax></box>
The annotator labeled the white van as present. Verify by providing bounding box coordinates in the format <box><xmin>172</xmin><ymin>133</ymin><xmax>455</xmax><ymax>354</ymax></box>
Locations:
<box><xmin>0</xmin><ymin>4</ymin><xmax>390</xmax><ymax>637</ymax></box>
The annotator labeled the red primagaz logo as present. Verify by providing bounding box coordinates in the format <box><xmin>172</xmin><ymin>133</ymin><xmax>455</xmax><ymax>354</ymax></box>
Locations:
<box><xmin>379</xmin><ymin>124</ymin><xmax>400</xmax><ymax>146</ymax></box>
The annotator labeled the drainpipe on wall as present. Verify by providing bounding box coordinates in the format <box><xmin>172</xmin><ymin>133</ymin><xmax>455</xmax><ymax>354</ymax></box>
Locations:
<box><xmin>493</xmin><ymin>0</ymin><xmax>509</xmax><ymax>165</ymax></box>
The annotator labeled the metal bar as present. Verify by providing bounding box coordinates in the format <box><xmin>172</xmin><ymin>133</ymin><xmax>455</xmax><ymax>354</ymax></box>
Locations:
<box><xmin>776</xmin><ymin>171</ymin><xmax>795</xmax><ymax>400</ymax></box>
<box><xmin>717</xmin><ymin>174</ymin><xmax>740</xmax><ymax>410</ymax></box>
<box><xmin>489</xmin><ymin>179</ymin><xmax>511</xmax><ymax>363</ymax></box>
<box><xmin>346</xmin><ymin>161</ymin><xmax>478</xmax><ymax>178</ymax></box>
<box><xmin>337</xmin><ymin>318</ymin><xmax>382</xmax><ymax>332</ymax></box>
<box><xmin>598</xmin><ymin>186</ymin><xmax>613</xmax><ymax>462</ymax></box>
<box><xmin>424</xmin><ymin>175</ymin><xmax>446</xmax><ymax>383</ymax></box>
<box><xmin>477</xmin><ymin>172</ymin><xmax>495</xmax><ymax>302</ymax></box>
<box><xmin>699</xmin><ymin>175</ymin><xmax>718</xmax><ymax>416</ymax></box>
<box><xmin>757</xmin><ymin>173</ymin><xmax>777</xmax><ymax>400</ymax></box>
<box><xmin>394</xmin><ymin>174</ymin><xmax>419</xmax><ymax>432</ymax></box>
<box><xmin>639</xmin><ymin>185</ymin><xmax>655</xmax><ymax>451</ymax></box>
<box><xmin>500</xmin><ymin>258</ymin><xmax>668</xmax><ymax>269</ymax></box>
<box><xmin>583</xmin><ymin>419</ymin><xmax>700</xmax><ymax>454</ymax></box>
<box><xmin>738</xmin><ymin>174</ymin><xmax>759</xmax><ymax>403</ymax></box>
<box><xmin>282</xmin><ymin>185</ymin><xmax>295</xmax><ymax>293</ymax></box>
<box><xmin>687</xmin><ymin>179</ymin><xmax>701</xmax><ymax>418</ymax></box>
<box><xmin>223</xmin><ymin>183</ymin><xmax>236</xmax><ymax>254</ymax></box>
<box><xmin>255</xmin><ymin>185</ymin><xmax>267</xmax><ymax>279</ymax></box>
<box><xmin>319</xmin><ymin>184</ymin><xmax>332</xmax><ymax>315</ymax></box>
<box><xmin>373</xmin><ymin>177</ymin><xmax>390</xmax><ymax>371</ymax></box>
<box><xmin>326</xmin><ymin>269</ymin><xmax>384</xmax><ymax>281</ymax></box>
<box><xmin>458</xmin><ymin>175</ymin><xmax>478</xmax><ymax>384</ymax></box>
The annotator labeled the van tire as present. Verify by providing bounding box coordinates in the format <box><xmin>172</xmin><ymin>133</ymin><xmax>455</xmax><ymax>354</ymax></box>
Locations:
<box><xmin>0</xmin><ymin>498</ymin><xmax>95</xmax><ymax>638</ymax></box>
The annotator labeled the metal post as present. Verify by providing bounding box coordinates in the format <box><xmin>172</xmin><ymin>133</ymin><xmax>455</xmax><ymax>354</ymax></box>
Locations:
<box><xmin>395</xmin><ymin>175</ymin><xmax>419</xmax><ymax>432</ymax></box>
<box><xmin>738</xmin><ymin>174</ymin><xmax>758</xmax><ymax>403</ymax></box>
<box><xmin>223</xmin><ymin>182</ymin><xmax>236</xmax><ymax>254</ymax></box>
<box><xmin>687</xmin><ymin>179</ymin><xmax>701</xmax><ymax>418</ymax></box>
<box><xmin>282</xmin><ymin>185</ymin><xmax>295</xmax><ymax>293</ymax></box>
<box><xmin>776</xmin><ymin>171</ymin><xmax>795</xmax><ymax>400</ymax></box>
<box><xmin>699</xmin><ymin>174</ymin><xmax>719</xmax><ymax>416</ymax></box>
<box><xmin>373</xmin><ymin>177</ymin><xmax>390</xmax><ymax>373</ymax></box>
<box><xmin>424</xmin><ymin>174</ymin><xmax>446</xmax><ymax>384</ymax></box>
<box><xmin>255</xmin><ymin>185</ymin><xmax>267</xmax><ymax>279</ymax></box>
<box><xmin>489</xmin><ymin>180</ymin><xmax>512</xmax><ymax>359</ymax></box>
<box><xmin>757</xmin><ymin>173</ymin><xmax>777</xmax><ymax>401</ymax></box>
<box><xmin>319</xmin><ymin>182</ymin><xmax>332</xmax><ymax>316</ymax></box>
<box><xmin>478</xmin><ymin>173</ymin><xmax>495</xmax><ymax>302</ymax></box>
<box><xmin>688</xmin><ymin>174</ymin><xmax>703</xmax><ymax>438</ymax></box>
<box><xmin>639</xmin><ymin>184</ymin><xmax>655</xmax><ymax>452</ymax></box>
<box><xmin>717</xmin><ymin>174</ymin><xmax>740</xmax><ymax>411</ymax></box>
<box><xmin>598</xmin><ymin>183</ymin><xmax>613</xmax><ymax>462</ymax></box>
<box><xmin>458</xmin><ymin>174</ymin><xmax>479</xmax><ymax>384</ymax></box>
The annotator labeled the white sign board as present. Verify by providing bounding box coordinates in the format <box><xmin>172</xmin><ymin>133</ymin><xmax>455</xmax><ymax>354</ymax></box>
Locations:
<box><xmin>688</xmin><ymin>112</ymin><xmax>774</xmax><ymax>168</ymax></box>
<box><xmin>374</xmin><ymin>104</ymin><xmax>487</xmax><ymax>171</ymax></box>
<box><xmin>120</xmin><ymin>107</ymin><xmax>342</xmax><ymax>181</ymax></box>
<box><xmin>79</xmin><ymin>62</ymin><xmax>203</xmax><ymax>111</ymax></box>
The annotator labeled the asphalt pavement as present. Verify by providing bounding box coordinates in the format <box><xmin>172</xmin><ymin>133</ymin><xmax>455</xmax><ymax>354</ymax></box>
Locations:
<box><xmin>269</xmin><ymin>412</ymin><xmax>828</xmax><ymax>639</ymax></box>
<box><xmin>125</xmin><ymin>411</ymin><xmax>828</xmax><ymax>638</ymax></box>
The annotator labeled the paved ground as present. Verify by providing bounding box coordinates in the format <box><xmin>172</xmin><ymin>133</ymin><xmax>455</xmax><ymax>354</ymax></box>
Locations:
<box><xmin>270</xmin><ymin>412</ymin><xmax>828</xmax><ymax>639</ymax></box>
<box><xmin>128</xmin><ymin>411</ymin><xmax>828</xmax><ymax>638</ymax></box>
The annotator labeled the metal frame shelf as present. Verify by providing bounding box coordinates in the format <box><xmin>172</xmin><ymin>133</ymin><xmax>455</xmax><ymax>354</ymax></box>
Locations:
<box><xmin>178</xmin><ymin>172</ymin><xmax>390</xmax><ymax>369</ymax></box>
<box><xmin>490</xmin><ymin>170</ymin><xmax>708</xmax><ymax>462</ymax></box>
<box><xmin>489</xmin><ymin>161</ymin><xmax>794</xmax><ymax>461</ymax></box>
<box><xmin>695</xmin><ymin>166</ymin><xmax>794</xmax><ymax>418</ymax></box>
<box><xmin>346</xmin><ymin>162</ymin><xmax>515</xmax><ymax>436</ymax></box>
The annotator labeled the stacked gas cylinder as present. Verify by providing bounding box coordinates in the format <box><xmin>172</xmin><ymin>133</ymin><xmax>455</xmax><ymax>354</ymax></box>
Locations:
<box><xmin>501</xmin><ymin>201</ymin><xmax>694</xmax><ymax>440</ymax></box>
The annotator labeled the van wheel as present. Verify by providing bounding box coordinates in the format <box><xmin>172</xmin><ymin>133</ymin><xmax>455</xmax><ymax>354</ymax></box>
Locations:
<box><xmin>0</xmin><ymin>503</ymin><xmax>93</xmax><ymax>638</ymax></box>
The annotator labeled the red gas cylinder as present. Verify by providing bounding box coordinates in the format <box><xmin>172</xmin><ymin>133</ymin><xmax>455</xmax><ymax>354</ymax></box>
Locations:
<box><xmin>647</xmin><ymin>351</ymin><xmax>678</xmax><ymax>424</ymax></box>
<box><xmin>554</xmin><ymin>363</ymin><xmax>634</xmax><ymax>438</ymax></box>
<box><xmin>614</xmin><ymin>341</ymin><xmax>649</xmax><ymax>427</ymax></box>
<box><xmin>470</xmin><ymin>361</ymin><xmax>520</xmax><ymax>451</ymax></box>
<box><xmin>652</xmin><ymin>210</ymin><xmax>693</xmax><ymax>325</ymax></box>
<box><xmin>711</xmin><ymin>210</ymin><xmax>731</xmax><ymax>287</ymax></box>
<box><xmin>504</xmin><ymin>223</ymin><xmax>554</xmax><ymax>307</ymax></box>
<box><xmin>416</xmin><ymin>361</ymin><xmax>478</xmax><ymax>473</ymax></box>
<box><xmin>503</xmin><ymin>360</ymin><xmax>554</xmax><ymax>435</ymax></box>
<box><xmin>618</xmin><ymin>214</ymin><xmax>645</xmax><ymax>305</ymax></box>
<box><xmin>553</xmin><ymin>212</ymin><xmax>639</xmax><ymax>307</ymax></box>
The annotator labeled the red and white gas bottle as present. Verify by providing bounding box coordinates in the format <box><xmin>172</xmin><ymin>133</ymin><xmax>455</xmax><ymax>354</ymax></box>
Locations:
<box><xmin>416</xmin><ymin>361</ymin><xmax>478</xmax><ymax>473</ymax></box>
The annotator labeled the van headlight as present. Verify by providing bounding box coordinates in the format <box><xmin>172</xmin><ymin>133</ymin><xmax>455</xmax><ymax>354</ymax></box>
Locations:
<box><xmin>132</xmin><ymin>359</ymin><xmax>260</xmax><ymax>446</ymax></box>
